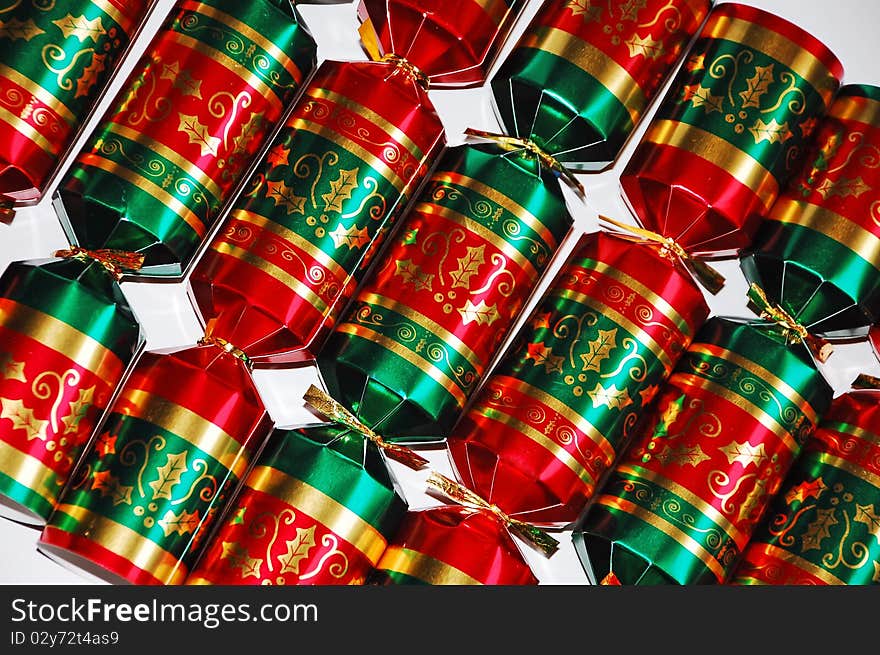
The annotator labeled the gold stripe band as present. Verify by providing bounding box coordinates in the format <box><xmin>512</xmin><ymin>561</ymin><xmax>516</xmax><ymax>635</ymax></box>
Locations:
<box><xmin>827</xmin><ymin>94</ymin><xmax>880</xmax><ymax>124</ymax></box>
<box><xmin>0</xmin><ymin>63</ymin><xmax>74</xmax><ymax>125</ymax></box>
<box><xmin>0</xmin><ymin>439</ymin><xmax>58</xmax><ymax>506</ymax></box>
<box><xmin>337</xmin><ymin>323</ymin><xmax>467</xmax><ymax>404</ymax></box>
<box><xmin>744</xmin><ymin>542</ymin><xmax>845</xmax><ymax>585</ymax></box>
<box><xmin>376</xmin><ymin>546</ymin><xmax>481</xmax><ymax>585</ymax></box>
<box><xmin>518</xmin><ymin>25</ymin><xmax>643</xmax><ymax>123</ymax></box>
<box><xmin>77</xmin><ymin>153</ymin><xmax>207</xmax><ymax>238</ymax></box>
<box><xmin>824</xmin><ymin>421</ymin><xmax>880</xmax><ymax>447</ymax></box>
<box><xmin>0</xmin><ymin>298</ymin><xmax>124</xmax><ymax>383</ymax></box>
<box><xmin>247</xmin><ymin>465</ymin><xmax>387</xmax><ymax>564</ymax></box>
<box><xmin>92</xmin><ymin>0</ymin><xmax>129</xmax><ymax>28</ymax></box>
<box><xmin>51</xmin><ymin>504</ymin><xmax>188</xmax><ymax>584</ymax></box>
<box><xmin>814</xmin><ymin>452</ymin><xmax>880</xmax><ymax>489</ymax></box>
<box><xmin>473</xmin><ymin>0</ymin><xmax>511</xmax><ymax>25</ymax></box>
<box><xmin>0</xmin><ymin>103</ymin><xmax>58</xmax><ymax>156</ymax></box>
<box><xmin>644</xmin><ymin>119</ymin><xmax>778</xmax><ymax>208</ymax></box>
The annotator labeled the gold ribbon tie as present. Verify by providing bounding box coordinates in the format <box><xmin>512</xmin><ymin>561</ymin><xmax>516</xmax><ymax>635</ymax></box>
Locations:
<box><xmin>747</xmin><ymin>283</ymin><xmax>833</xmax><ymax>363</ymax></box>
<box><xmin>851</xmin><ymin>373</ymin><xmax>880</xmax><ymax>390</ymax></box>
<box><xmin>358</xmin><ymin>18</ymin><xmax>430</xmax><ymax>91</ymax></box>
<box><xmin>303</xmin><ymin>384</ymin><xmax>428</xmax><ymax>470</ymax></box>
<box><xmin>0</xmin><ymin>198</ymin><xmax>15</xmax><ymax>222</ymax></box>
<box><xmin>54</xmin><ymin>246</ymin><xmax>145</xmax><ymax>280</ymax></box>
<box><xmin>198</xmin><ymin>335</ymin><xmax>252</xmax><ymax>369</ymax></box>
<box><xmin>426</xmin><ymin>471</ymin><xmax>560</xmax><ymax>558</ymax></box>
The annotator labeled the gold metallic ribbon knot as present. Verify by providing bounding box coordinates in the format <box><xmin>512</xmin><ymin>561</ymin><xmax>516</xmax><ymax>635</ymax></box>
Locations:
<box><xmin>358</xmin><ymin>19</ymin><xmax>430</xmax><ymax>91</ymax></box>
<box><xmin>198</xmin><ymin>335</ymin><xmax>252</xmax><ymax>369</ymax></box>
<box><xmin>54</xmin><ymin>246</ymin><xmax>145</xmax><ymax>280</ymax></box>
<box><xmin>747</xmin><ymin>283</ymin><xmax>833</xmax><ymax>363</ymax></box>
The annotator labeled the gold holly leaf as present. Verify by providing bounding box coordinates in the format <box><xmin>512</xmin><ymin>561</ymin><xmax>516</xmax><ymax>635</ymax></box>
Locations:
<box><xmin>738</xmin><ymin>476</ymin><xmax>770</xmax><ymax>524</ymax></box>
<box><xmin>221</xmin><ymin>541</ymin><xmax>263</xmax><ymax>580</ymax></box>
<box><xmin>458</xmin><ymin>299</ymin><xmax>501</xmax><ymax>326</ymax></box>
<box><xmin>278</xmin><ymin>525</ymin><xmax>316</xmax><ymax>575</ymax></box>
<box><xmin>719</xmin><ymin>440</ymin><xmax>769</xmax><ymax>469</ymax></box>
<box><xmin>0</xmin><ymin>354</ymin><xmax>26</xmax><ymax>382</ymax></box>
<box><xmin>265</xmin><ymin>179</ymin><xmax>307</xmax><ymax>215</ymax></box>
<box><xmin>449</xmin><ymin>245</ymin><xmax>486</xmax><ymax>289</ymax></box>
<box><xmin>784</xmin><ymin>477</ymin><xmax>827</xmax><ymax>505</ymax></box>
<box><xmin>0</xmin><ymin>397</ymin><xmax>49</xmax><ymax>441</ymax></box>
<box><xmin>232</xmin><ymin>111</ymin><xmax>266</xmax><ymax>159</ymax></box>
<box><xmin>265</xmin><ymin>144</ymin><xmax>290</xmax><ymax>169</ymax></box>
<box><xmin>322</xmin><ymin>167</ymin><xmax>359</xmax><ymax>213</ymax></box>
<box><xmin>748</xmin><ymin>118</ymin><xmax>793</xmax><ymax>145</ymax></box>
<box><xmin>682</xmin><ymin>84</ymin><xmax>725</xmax><ymax>114</ymax></box>
<box><xmin>394</xmin><ymin>259</ymin><xmax>434</xmax><ymax>291</ymax></box>
<box><xmin>157</xmin><ymin>508</ymin><xmax>201</xmax><ymax>537</ymax></box>
<box><xmin>148</xmin><ymin>451</ymin><xmax>189</xmax><ymax>500</ymax></box>
<box><xmin>566</xmin><ymin>0</ymin><xmax>602</xmax><ymax>21</ymax></box>
<box><xmin>229</xmin><ymin>507</ymin><xmax>247</xmax><ymax>526</ymax></box>
<box><xmin>619</xmin><ymin>0</ymin><xmax>648</xmax><ymax>21</ymax></box>
<box><xmin>587</xmin><ymin>382</ymin><xmax>633</xmax><ymax>410</ymax></box>
<box><xmin>161</xmin><ymin>61</ymin><xmax>202</xmax><ymax>99</ymax></box>
<box><xmin>75</xmin><ymin>53</ymin><xmax>106</xmax><ymax>99</ymax></box>
<box><xmin>654</xmin><ymin>394</ymin><xmax>685</xmax><ymax>437</ymax></box>
<box><xmin>531</xmin><ymin>312</ymin><xmax>551</xmax><ymax>330</ymax></box>
<box><xmin>801</xmin><ymin>507</ymin><xmax>837</xmax><ymax>551</ymax></box>
<box><xmin>853</xmin><ymin>504</ymin><xmax>880</xmax><ymax>545</ymax></box>
<box><xmin>739</xmin><ymin>63</ymin><xmax>775</xmax><ymax>109</ymax></box>
<box><xmin>53</xmin><ymin>14</ymin><xmax>105</xmax><ymax>42</ymax></box>
<box><xmin>580</xmin><ymin>328</ymin><xmax>618</xmax><ymax>373</ymax></box>
<box><xmin>90</xmin><ymin>470</ymin><xmax>133</xmax><ymax>506</ymax></box>
<box><xmin>815</xmin><ymin>175</ymin><xmax>871</xmax><ymax>200</ymax></box>
<box><xmin>799</xmin><ymin>116</ymin><xmax>819</xmax><ymax>138</ymax></box>
<box><xmin>654</xmin><ymin>443</ymin><xmax>711</xmax><ymax>467</ymax></box>
<box><xmin>625</xmin><ymin>34</ymin><xmax>665</xmax><ymax>60</ymax></box>
<box><xmin>60</xmin><ymin>386</ymin><xmax>95</xmax><ymax>435</ymax></box>
<box><xmin>177</xmin><ymin>113</ymin><xmax>221</xmax><ymax>157</ymax></box>
<box><xmin>0</xmin><ymin>17</ymin><xmax>45</xmax><ymax>41</ymax></box>
<box><xmin>329</xmin><ymin>223</ymin><xmax>370</xmax><ymax>249</ymax></box>
<box><xmin>525</xmin><ymin>342</ymin><xmax>565</xmax><ymax>374</ymax></box>
<box><xmin>686</xmin><ymin>53</ymin><xmax>706</xmax><ymax>72</ymax></box>
<box><xmin>94</xmin><ymin>431</ymin><xmax>116</xmax><ymax>457</ymax></box>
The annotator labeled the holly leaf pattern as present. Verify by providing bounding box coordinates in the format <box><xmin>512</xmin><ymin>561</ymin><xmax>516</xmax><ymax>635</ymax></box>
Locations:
<box><xmin>654</xmin><ymin>394</ymin><xmax>685</xmax><ymax>437</ymax></box>
<box><xmin>853</xmin><ymin>504</ymin><xmax>880</xmax><ymax>545</ymax></box>
<box><xmin>221</xmin><ymin>541</ymin><xmax>263</xmax><ymax>580</ymax></box>
<box><xmin>90</xmin><ymin>470</ymin><xmax>133</xmax><ymax>506</ymax></box>
<box><xmin>0</xmin><ymin>355</ymin><xmax>26</xmax><ymax>382</ymax></box>
<box><xmin>587</xmin><ymin>382</ymin><xmax>633</xmax><ymax>410</ymax></box>
<box><xmin>157</xmin><ymin>508</ymin><xmax>201</xmax><ymax>537</ymax></box>
<box><xmin>619</xmin><ymin>0</ymin><xmax>647</xmax><ymax>21</ymax></box>
<box><xmin>94</xmin><ymin>431</ymin><xmax>116</xmax><ymax>458</ymax></box>
<box><xmin>682</xmin><ymin>84</ymin><xmax>725</xmax><ymax>114</ymax></box>
<box><xmin>232</xmin><ymin>112</ymin><xmax>265</xmax><ymax>159</ymax></box>
<box><xmin>322</xmin><ymin>167</ymin><xmax>359</xmax><ymax>213</ymax></box>
<box><xmin>52</xmin><ymin>14</ymin><xmax>105</xmax><ymax>42</ymax></box>
<box><xmin>815</xmin><ymin>176</ymin><xmax>871</xmax><ymax>200</ymax></box>
<box><xmin>686</xmin><ymin>53</ymin><xmax>706</xmax><ymax>72</ymax></box>
<box><xmin>278</xmin><ymin>525</ymin><xmax>316</xmax><ymax>575</ymax></box>
<box><xmin>625</xmin><ymin>34</ymin><xmax>665</xmax><ymax>60</ymax></box>
<box><xmin>265</xmin><ymin>179</ymin><xmax>307</xmax><ymax>215</ymax></box>
<box><xmin>737</xmin><ymin>476</ymin><xmax>771</xmax><ymax>524</ymax></box>
<box><xmin>265</xmin><ymin>144</ymin><xmax>290</xmax><ymax>169</ymax></box>
<box><xmin>719</xmin><ymin>440</ymin><xmax>769</xmax><ymax>469</ymax></box>
<box><xmin>178</xmin><ymin>113</ymin><xmax>221</xmax><ymax>157</ymax></box>
<box><xmin>148</xmin><ymin>451</ymin><xmax>189</xmax><ymax>500</ymax></box>
<box><xmin>449</xmin><ymin>245</ymin><xmax>486</xmax><ymax>289</ymax></box>
<box><xmin>739</xmin><ymin>63</ymin><xmax>775</xmax><ymax>109</ymax></box>
<box><xmin>161</xmin><ymin>61</ymin><xmax>203</xmax><ymax>99</ymax></box>
<box><xmin>75</xmin><ymin>53</ymin><xmax>106</xmax><ymax>99</ymax></box>
<box><xmin>525</xmin><ymin>342</ymin><xmax>565</xmax><ymax>374</ymax></box>
<box><xmin>0</xmin><ymin>18</ymin><xmax>45</xmax><ymax>41</ymax></box>
<box><xmin>639</xmin><ymin>385</ymin><xmax>660</xmax><ymax>406</ymax></box>
<box><xmin>566</xmin><ymin>0</ymin><xmax>602</xmax><ymax>21</ymax></box>
<box><xmin>394</xmin><ymin>259</ymin><xmax>434</xmax><ymax>291</ymax></box>
<box><xmin>458</xmin><ymin>299</ymin><xmax>501</xmax><ymax>326</ymax></box>
<box><xmin>60</xmin><ymin>386</ymin><xmax>95</xmax><ymax>435</ymax></box>
<box><xmin>801</xmin><ymin>508</ymin><xmax>837</xmax><ymax>551</ymax></box>
<box><xmin>784</xmin><ymin>477</ymin><xmax>827</xmax><ymax>505</ymax></box>
<box><xmin>0</xmin><ymin>397</ymin><xmax>48</xmax><ymax>441</ymax></box>
<box><xmin>655</xmin><ymin>443</ymin><xmax>711</xmax><ymax>467</ymax></box>
<box><xmin>329</xmin><ymin>223</ymin><xmax>370</xmax><ymax>249</ymax></box>
<box><xmin>748</xmin><ymin>118</ymin><xmax>793</xmax><ymax>144</ymax></box>
<box><xmin>580</xmin><ymin>328</ymin><xmax>618</xmax><ymax>372</ymax></box>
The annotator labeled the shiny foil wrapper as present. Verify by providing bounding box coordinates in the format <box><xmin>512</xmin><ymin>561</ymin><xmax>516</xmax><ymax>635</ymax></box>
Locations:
<box><xmin>0</xmin><ymin>0</ymin><xmax>153</xmax><ymax>220</ymax></box>
<box><xmin>447</xmin><ymin>231</ymin><xmax>710</xmax><ymax>527</ymax></box>
<box><xmin>370</xmin><ymin>505</ymin><xmax>538</xmax><ymax>585</ymax></box>
<box><xmin>491</xmin><ymin>0</ymin><xmax>712</xmax><ymax>170</ymax></box>
<box><xmin>573</xmin><ymin>316</ymin><xmax>832</xmax><ymax>584</ymax></box>
<box><xmin>620</xmin><ymin>2</ymin><xmax>843</xmax><ymax>257</ymax></box>
<box><xmin>38</xmin><ymin>341</ymin><xmax>272</xmax><ymax>584</ymax></box>
<box><xmin>53</xmin><ymin>0</ymin><xmax>319</xmax><ymax>276</ymax></box>
<box><xmin>318</xmin><ymin>142</ymin><xmax>573</xmax><ymax>443</ymax></box>
<box><xmin>0</xmin><ymin>257</ymin><xmax>142</xmax><ymax>524</ymax></box>
<box><xmin>187</xmin><ymin>425</ymin><xmax>407</xmax><ymax>586</ymax></box>
<box><xmin>731</xmin><ymin>388</ymin><xmax>880</xmax><ymax>585</ymax></box>
<box><xmin>742</xmin><ymin>84</ymin><xmax>880</xmax><ymax>339</ymax></box>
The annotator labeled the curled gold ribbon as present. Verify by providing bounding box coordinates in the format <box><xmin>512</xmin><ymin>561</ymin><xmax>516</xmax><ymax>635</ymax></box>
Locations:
<box><xmin>54</xmin><ymin>246</ymin><xmax>145</xmax><ymax>281</ymax></box>
<box><xmin>426</xmin><ymin>471</ymin><xmax>560</xmax><ymax>558</ymax></box>
<box><xmin>747</xmin><ymin>283</ymin><xmax>833</xmax><ymax>363</ymax></box>
<box><xmin>463</xmin><ymin>127</ymin><xmax>586</xmax><ymax>199</ymax></box>
<box><xmin>852</xmin><ymin>373</ymin><xmax>880</xmax><ymax>390</ymax></box>
<box><xmin>303</xmin><ymin>384</ymin><xmax>429</xmax><ymax>470</ymax></box>
<box><xmin>0</xmin><ymin>198</ymin><xmax>15</xmax><ymax>222</ymax></box>
<box><xmin>598</xmin><ymin>215</ymin><xmax>726</xmax><ymax>295</ymax></box>
<box><xmin>358</xmin><ymin>18</ymin><xmax>430</xmax><ymax>91</ymax></box>
<box><xmin>198</xmin><ymin>335</ymin><xmax>252</xmax><ymax>369</ymax></box>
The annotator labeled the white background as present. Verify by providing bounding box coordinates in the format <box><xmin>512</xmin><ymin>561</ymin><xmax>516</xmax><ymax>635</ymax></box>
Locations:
<box><xmin>1</xmin><ymin>0</ymin><xmax>879</xmax><ymax>585</ymax></box>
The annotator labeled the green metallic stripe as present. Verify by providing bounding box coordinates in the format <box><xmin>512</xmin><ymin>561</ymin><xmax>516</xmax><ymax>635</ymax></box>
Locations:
<box><xmin>179</xmin><ymin>0</ymin><xmax>305</xmax><ymax>85</ymax></box>
<box><xmin>0</xmin><ymin>468</ymin><xmax>54</xmax><ymax>520</ymax></box>
<box><xmin>616</xmin><ymin>464</ymin><xmax>748</xmax><ymax>548</ymax></box>
<box><xmin>643</xmin><ymin>120</ymin><xmax>778</xmax><ymax>208</ymax></box>
<box><xmin>0</xmin><ymin>103</ymin><xmax>57</xmax><ymax>155</ymax></box>
<box><xmin>671</xmin><ymin>372</ymin><xmax>800</xmax><ymax>453</ymax></box>
<box><xmin>247</xmin><ymin>465</ymin><xmax>387</xmax><ymax>565</ymax></box>
<box><xmin>0</xmin><ymin>62</ymin><xmax>74</xmax><ymax>125</ymax></box>
<box><xmin>517</xmin><ymin>26</ymin><xmax>643</xmax><ymax>124</ymax></box>
<box><xmin>687</xmin><ymin>343</ymin><xmax>818</xmax><ymax>425</ymax></box>
<box><xmin>814</xmin><ymin>452</ymin><xmax>880</xmax><ymax>489</ymax></box>
<box><xmin>105</xmin><ymin>123</ymin><xmax>222</xmax><ymax>203</ymax></box>
<box><xmin>822</xmin><ymin>421</ymin><xmax>880</xmax><ymax>447</ymax></box>
<box><xmin>76</xmin><ymin>153</ymin><xmax>207</xmax><ymax>238</ymax></box>
<box><xmin>745</xmin><ymin>542</ymin><xmax>846</xmax><ymax>585</ymax></box>
<box><xmin>336</xmin><ymin>324</ymin><xmax>467</xmax><ymax>405</ymax></box>
<box><xmin>0</xmin><ymin>439</ymin><xmax>59</xmax><ymax>508</ymax></box>
<box><xmin>768</xmin><ymin>198</ymin><xmax>880</xmax><ymax>272</ymax></box>
<box><xmin>49</xmin><ymin>504</ymin><xmax>189</xmax><ymax>584</ymax></box>
<box><xmin>416</xmin><ymin>202</ymin><xmax>538</xmax><ymax>279</ymax></box>
<box><xmin>376</xmin><ymin>546</ymin><xmax>481</xmax><ymax>585</ymax></box>
<box><xmin>549</xmin><ymin>287</ymin><xmax>673</xmax><ymax>371</ymax></box>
